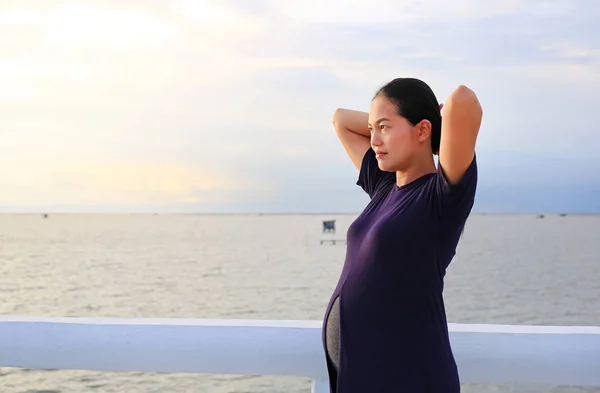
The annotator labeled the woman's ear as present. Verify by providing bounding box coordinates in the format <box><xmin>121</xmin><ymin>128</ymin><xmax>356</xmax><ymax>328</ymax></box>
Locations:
<box><xmin>417</xmin><ymin>120</ymin><xmax>432</xmax><ymax>142</ymax></box>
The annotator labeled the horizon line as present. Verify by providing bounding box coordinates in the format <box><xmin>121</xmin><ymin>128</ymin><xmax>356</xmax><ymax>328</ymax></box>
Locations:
<box><xmin>0</xmin><ymin>212</ymin><xmax>597</xmax><ymax>216</ymax></box>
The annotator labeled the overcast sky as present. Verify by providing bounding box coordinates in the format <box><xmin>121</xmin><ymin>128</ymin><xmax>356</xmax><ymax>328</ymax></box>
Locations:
<box><xmin>1</xmin><ymin>0</ymin><xmax>598</xmax><ymax>213</ymax></box>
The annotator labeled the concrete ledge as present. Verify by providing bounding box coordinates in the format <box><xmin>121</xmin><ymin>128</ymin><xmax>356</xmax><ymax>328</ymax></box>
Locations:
<box><xmin>1</xmin><ymin>316</ymin><xmax>598</xmax><ymax>386</ymax></box>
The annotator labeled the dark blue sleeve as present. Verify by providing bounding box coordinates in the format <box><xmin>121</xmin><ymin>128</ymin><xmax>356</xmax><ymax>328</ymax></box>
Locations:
<box><xmin>356</xmin><ymin>147</ymin><xmax>396</xmax><ymax>199</ymax></box>
<box><xmin>435</xmin><ymin>154</ymin><xmax>478</xmax><ymax>222</ymax></box>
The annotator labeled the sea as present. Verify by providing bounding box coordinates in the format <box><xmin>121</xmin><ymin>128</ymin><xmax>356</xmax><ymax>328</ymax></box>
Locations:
<box><xmin>0</xmin><ymin>213</ymin><xmax>598</xmax><ymax>393</ymax></box>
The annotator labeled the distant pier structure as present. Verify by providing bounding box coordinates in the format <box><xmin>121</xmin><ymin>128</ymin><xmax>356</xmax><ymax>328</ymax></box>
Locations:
<box><xmin>322</xmin><ymin>220</ymin><xmax>336</xmax><ymax>233</ymax></box>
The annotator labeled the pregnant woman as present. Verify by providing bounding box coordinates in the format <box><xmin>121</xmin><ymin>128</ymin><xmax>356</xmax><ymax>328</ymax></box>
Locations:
<box><xmin>323</xmin><ymin>78</ymin><xmax>482</xmax><ymax>393</ymax></box>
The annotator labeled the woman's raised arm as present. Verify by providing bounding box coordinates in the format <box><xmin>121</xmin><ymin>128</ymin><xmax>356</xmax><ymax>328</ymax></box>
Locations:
<box><xmin>438</xmin><ymin>85</ymin><xmax>483</xmax><ymax>184</ymax></box>
<box><xmin>332</xmin><ymin>108</ymin><xmax>371</xmax><ymax>170</ymax></box>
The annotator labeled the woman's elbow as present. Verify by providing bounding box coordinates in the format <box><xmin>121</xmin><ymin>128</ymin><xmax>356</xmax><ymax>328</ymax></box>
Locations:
<box><xmin>448</xmin><ymin>86</ymin><xmax>482</xmax><ymax>120</ymax></box>
<box><xmin>333</xmin><ymin>108</ymin><xmax>345</xmax><ymax>125</ymax></box>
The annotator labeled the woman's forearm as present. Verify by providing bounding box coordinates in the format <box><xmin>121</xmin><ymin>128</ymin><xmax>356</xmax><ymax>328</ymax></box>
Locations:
<box><xmin>332</xmin><ymin>108</ymin><xmax>370</xmax><ymax>138</ymax></box>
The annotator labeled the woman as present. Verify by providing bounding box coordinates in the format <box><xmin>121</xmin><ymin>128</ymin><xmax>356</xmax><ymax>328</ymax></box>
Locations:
<box><xmin>322</xmin><ymin>78</ymin><xmax>482</xmax><ymax>393</ymax></box>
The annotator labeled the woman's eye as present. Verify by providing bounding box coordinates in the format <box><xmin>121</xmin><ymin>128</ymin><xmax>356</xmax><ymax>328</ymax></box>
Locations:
<box><xmin>380</xmin><ymin>124</ymin><xmax>387</xmax><ymax>130</ymax></box>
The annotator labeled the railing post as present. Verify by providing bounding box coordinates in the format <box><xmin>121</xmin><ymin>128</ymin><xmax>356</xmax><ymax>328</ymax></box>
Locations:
<box><xmin>311</xmin><ymin>379</ymin><xmax>329</xmax><ymax>393</ymax></box>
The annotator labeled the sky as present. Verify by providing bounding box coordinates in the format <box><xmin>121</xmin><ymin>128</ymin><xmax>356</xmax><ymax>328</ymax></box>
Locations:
<box><xmin>0</xmin><ymin>0</ymin><xmax>599</xmax><ymax>214</ymax></box>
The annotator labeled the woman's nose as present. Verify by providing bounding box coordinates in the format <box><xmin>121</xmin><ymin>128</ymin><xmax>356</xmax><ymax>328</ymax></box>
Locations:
<box><xmin>371</xmin><ymin>132</ymin><xmax>382</xmax><ymax>146</ymax></box>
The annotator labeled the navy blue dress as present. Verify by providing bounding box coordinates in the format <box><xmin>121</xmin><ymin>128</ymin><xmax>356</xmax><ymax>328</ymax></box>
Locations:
<box><xmin>322</xmin><ymin>147</ymin><xmax>477</xmax><ymax>393</ymax></box>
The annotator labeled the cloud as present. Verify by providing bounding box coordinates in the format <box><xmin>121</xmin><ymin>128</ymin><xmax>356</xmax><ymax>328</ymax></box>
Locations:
<box><xmin>0</xmin><ymin>154</ymin><xmax>259</xmax><ymax>206</ymax></box>
<box><xmin>271</xmin><ymin>0</ymin><xmax>524</xmax><ymax>24</ymax></box>
<box><xmin>0</xmin><ymin>0</ymin><xmax>598</xmax><ymax>212</ymax></box>
<box><xmin>173</xmin><ymin>0</ymin><xmax>267</xmax><ymax>39</ymax></box>
<box><xmin>46</xmin><ymin>4</ymin><xmax>175</xmax><ymax>50</ymax></box>
<box><xmin>226</xmin><ymin>0</ymin><xmax>599</xmax><ymax>85</ymax></box>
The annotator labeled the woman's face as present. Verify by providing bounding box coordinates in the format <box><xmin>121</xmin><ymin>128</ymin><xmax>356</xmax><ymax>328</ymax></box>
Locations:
<box><xmin>368</xmin><ymin>95</ymin><xmax>428</xmax><ymax>172</ymax></box>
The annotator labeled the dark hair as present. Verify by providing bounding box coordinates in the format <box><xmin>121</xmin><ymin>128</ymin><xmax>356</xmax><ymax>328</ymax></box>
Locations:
<box><xmin>374</xmin><ymin>78</ymin><xmax>441</xmax><ymax>154</ymax></box>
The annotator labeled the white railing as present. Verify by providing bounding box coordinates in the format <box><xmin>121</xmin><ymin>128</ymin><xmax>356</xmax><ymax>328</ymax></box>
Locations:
<box><xmin>1</xmin><ymin>316</ymin><xmax>599</xmax><ymax>392</ymax></box>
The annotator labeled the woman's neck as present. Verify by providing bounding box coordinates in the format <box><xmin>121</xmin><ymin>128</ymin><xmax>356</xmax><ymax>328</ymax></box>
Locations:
<box><xmin>395</xmin><ymin>155</ymin><xmax>437</xmax><ymax>187</ymax></box>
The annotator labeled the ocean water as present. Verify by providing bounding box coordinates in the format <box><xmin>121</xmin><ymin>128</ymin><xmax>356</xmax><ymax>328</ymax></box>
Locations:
<box><xmin>0</xmin><ymin>213</ymin><xmax>598</xmax><ymax>393</ymax></box>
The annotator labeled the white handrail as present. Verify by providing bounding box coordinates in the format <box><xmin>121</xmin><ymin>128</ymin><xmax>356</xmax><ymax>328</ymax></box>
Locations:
<box><xmin>1</xmin><ymin>316</ymin><xmax>599</xmax><ymax>389</ymax></box>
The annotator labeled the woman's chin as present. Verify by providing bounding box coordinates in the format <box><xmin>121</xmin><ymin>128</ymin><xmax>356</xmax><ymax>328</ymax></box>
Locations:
<box><xmin>377</xmin><ymin>162</ymin><xmax>395</xmax><ymax>172</ymax></box>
